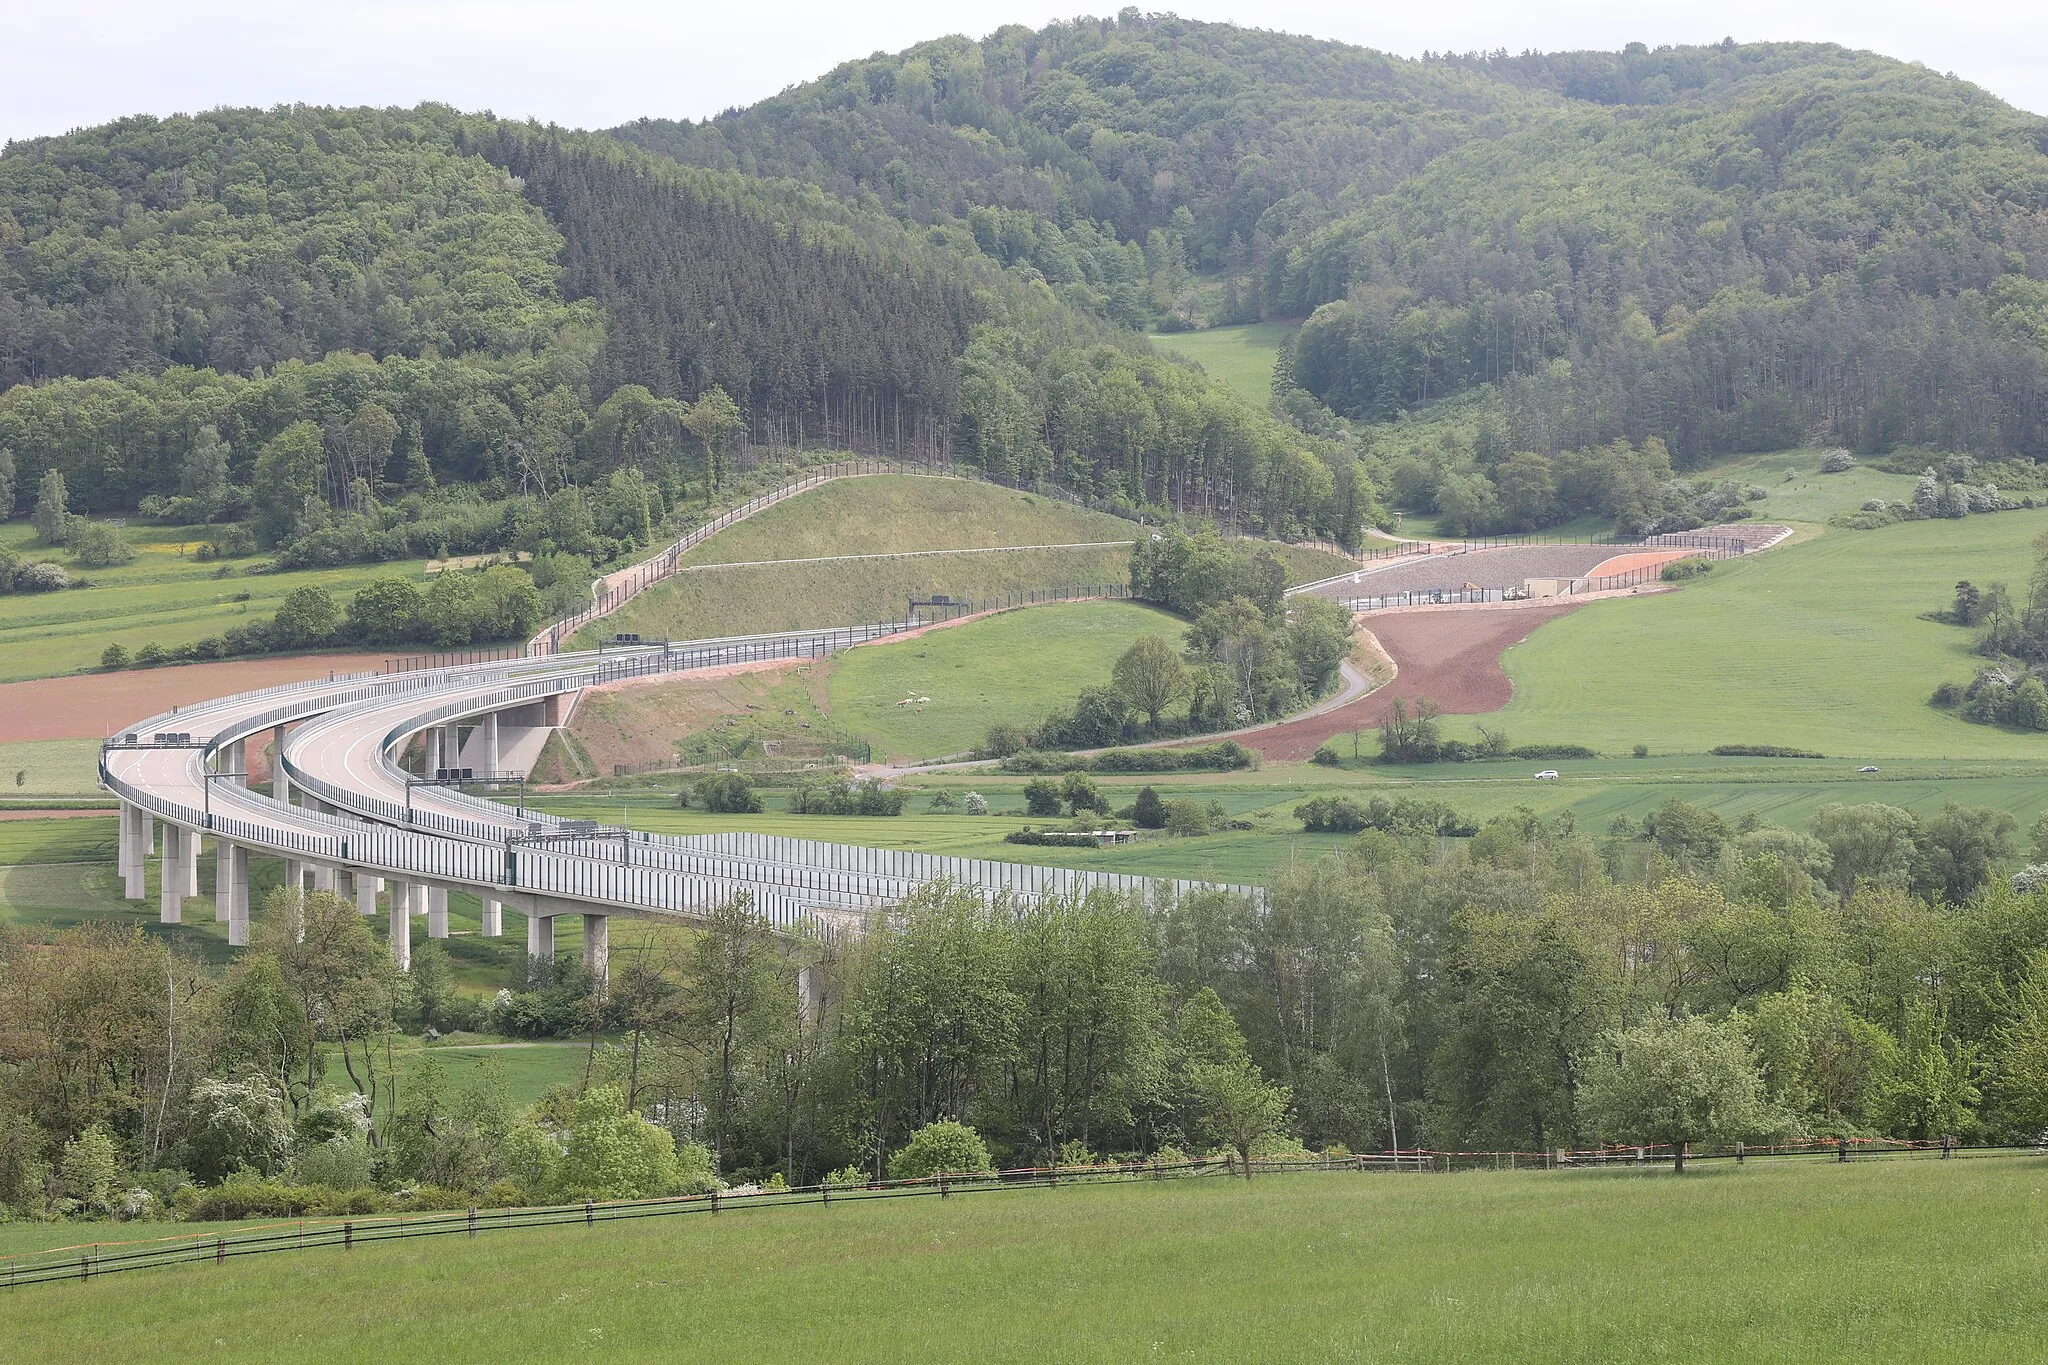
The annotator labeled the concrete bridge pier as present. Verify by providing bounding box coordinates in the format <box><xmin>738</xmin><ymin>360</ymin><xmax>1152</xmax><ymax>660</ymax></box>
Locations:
<box><xmin>527</xmin><ymin>912</ymin><xmax>554</xmax><ymax>962</ymax></box>
<box><xmin>481</xmin><ymin>896</ymin><xmax>502</xmax><ymax>937</ymax></box>
<box><xmin>798</xmin><ymin>964</ymin><xmax>824</xmax><ymax>1024</ymax></box>
<box><xmin>119</xmin><ymin>804</ymin><xmax>148</xmax><ymax>900</ymax></box>
<box><xmin>310</xmin><ymin>863</ymin><xmax>337</xmax><ymax>894</ymax></box>
<box><xmin>356</xmin><ymin>874</ymin><xmax>382</xmax><ymax>917</ymax></box>
<box><xmin>270</xmin><ymin>725</ymin><xmax>289</xmax><ymax>803</ymax></box>
<box><xmin>158</xmin><ymin>823</ymin><xmax>185</xmax><ymax>923</ymax></box>
<box><xmin>425</xmin><ymin>727</ymin><xmax>441</xmax><ymax>776</ymax></box>
<box><xmin>388</xmin><ymin>879</ymin><xmax>413</xmax><ymax>971</ymax></box>
<box><xmin>427</xmin><ymin>886</ymin><xmax>449</xmax><ymax>939</ymax></box>
<box><xmin>216</xmin><ymin>843</ymin><xmax>249</xmax><ymax>945</ymax></box>
<box><xmin>583</xmin><ymin>913</ymin><xmax>609</xmax><ymax>980</ymax></box>
<box><xmin>181</xmin><ymin>831</ymin><xmax>201</xmax><ymax>898</ymax></box>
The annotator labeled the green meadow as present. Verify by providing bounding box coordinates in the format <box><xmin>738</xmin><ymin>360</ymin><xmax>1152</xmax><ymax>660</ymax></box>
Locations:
<box><xmin>1147</xmin><ymin>321</ymin><xmax>1294</xmax><ymax>405</ymax></box>
<box><xmin>824</xmin><ymin>600</ymin><xmax>1184</xmax><ymax>761</ymax></box>
<box><xmin>1493</xmin><ymin>508</ymin><xmax>2048</xmax><ymax>760</ymax></box>
<box><xmin>0</xmin><ymin>518</ymin><xmax>431</xmax><ymax>681</ymax></box>
<box><xmin>5</xmin><ymin>1159</ymin><xmax>2042</xmax><ymax>1363</ymax></box>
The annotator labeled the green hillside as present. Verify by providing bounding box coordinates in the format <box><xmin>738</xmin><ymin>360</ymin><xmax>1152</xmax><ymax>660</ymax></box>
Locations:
<box><xmin>1145</xmin><ymin>323</ymin><xmax>1292</xmax><ymax>405</ymax></box>
<box><xmin>7</xmin><ymin>1162</ymin><xmax>2042</xmax><ymax>1363</ymax></box>
<box><xmin>1495</xmin><ymin>511</ymin><xmax>2048</xmax><ymax>758</ymax></box>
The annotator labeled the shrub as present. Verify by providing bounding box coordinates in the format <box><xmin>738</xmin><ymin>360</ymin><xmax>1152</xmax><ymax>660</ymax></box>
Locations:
<box><xmin>886</xmin><ymin>1120</ymin><xmax>992</xmax><ymax>1180</ymax></box>
<box><xmin>1507</xmin><ymin>744</ymin><xmax>1598</xmax><ymax>761</ymax></box>
<box><xmin>1023</xmin><ymin>777</ymin><xmax>1064</xmax><ymax>816</ymax></box>
<box><xmin>100</xmin><ymin>643</ymin><xmax>129</xmax><ymax>670</ymax></box>
<box><xmin>694</xmin><ymin>771</ymin><xmax>761</xmax><ymax>814</ymax></box>
<box><xmin>1711</xmin><ymin>744</ymin><xmax>1825</xmax><ymax>759</ymax></box>
<box><xmin>134</xmin><ymin>642</ymin><xmax>168</xmax><ymax>666</ymax></box>
<box><xmin>823</xmin><ymin>1165</ymin><xmax>869</xmax><ymax>1188</ymax></box>
<box><xmin>963</xmin><ymin>792</ymin><xmax>988</xmax><ymax>816</ymax></box>
<box><xmin>788</xmin><ymin>779</ymin><xmax>906</xmax><ymax>816</ymax></box>
<box><xmin>15</xmin><ymin>560</ymin><xmax>69</xmax><ymax>591</ymax></box>
<box><xmin>979</xmin><ymin>723</ymin><xmax>1030</xmax><ymax>758</ymax></box>
<box><xmin>1930</xmin><ymin>681</ymin><xmax>1966</xmax><ymax>708</ymax></box>
<box><xmin>1311</xmin><ymin>743</ymin><xmax>1341</xmax><ymax>766</ymax></box>
<box><xmin>1819</xmin><ymin>450</ymin><xmax>1856</xmax><ymax>473</ymax></box>
<box><xmin>69</xmin><ymin>520</ymin><xmax>136</xmax><ymax>567</ymax></box>
<box><xmin>1131</xmin><ymin>786</ymin><xmax>1167</xmax><ymax>829</ymax></box>
<box><xmin>1633</xmin><ymin>744</ymin><xmax>1649</xmax><ymax>758</ymax></box>
<box><xmin>1661</xmin><ymin>557</ymin><xmax>1713</xmax><ymax>581</ymax></box>
<box><xmin>1164</xmin><ymin>798</ymin><xmax>1219</xmax><ymax>836</ymax></box>
<box><xmin>926</xmin><ymin>789</ymin><xmax>959</xmax><ymax>812</ymax></box>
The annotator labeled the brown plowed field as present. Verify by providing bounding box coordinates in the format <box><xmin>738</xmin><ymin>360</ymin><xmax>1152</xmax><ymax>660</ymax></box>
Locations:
<box><xmin>1244</xmin><ymin>603</ymin><xmax>1584</xmax><ymax>762</ymax></box>
<box><xmin>0</xmin><ymin>654</ymin><xmax>390</xmax><ymax>743</ymax></box>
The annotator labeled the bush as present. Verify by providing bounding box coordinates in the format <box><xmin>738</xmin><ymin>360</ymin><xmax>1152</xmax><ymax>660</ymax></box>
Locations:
<box><xmin>1507</xmin><ymin>744</ymin><xmax>1598</xmax><ymax>761</ymax></box>
<box><xmin>69</xmin><ymin>521</ymin><xmax>136</xmax><ymax>567</ymax></box>
<box><xmin>1661</xmin><ymin>557</ymin><xmax>1713</xmax><ymax>581</ymax></box>
<box><xmin>1633</xmin><ymin>744</ymin><xmax>1649</xmax><ymax>758</ymax></box>
<box><xmin>134</xmin><ymin>642</ymin><xmax>168</xmax><ymax>666</ymax></box>
<box><xmin>694</xmin><ymin>771</ymin><xmax>761</xmax><ymax>814</ymax></box>
<box><xmin>887</xmin><ymin>1120</ymin><xmax>993</xmax><ymax>1180</ymax></box>
<box><xmin>979</xmin><ymin>723</ymin><xmax>1030</xmax><ymax>758</ymax></box>
<box><xmin>100</xmin><ymin>643</ymin><xmax>129</xmax><ymax>670</ymax></box>
<box><xmin>15</xmin><ymin>560</ymin><xmax>69</xmax><ymax>592</ymax></box>
<box><xmin>1004</xmin><ymin>742</ymin><xmax>1256</xmax><ymax>776</ymax></box>
<box><xmin>787</xmin><ymin>779</ymin><xmax>906</xmax><ymax>816</ymax></box>
<box><xmin>1930</xmin><ymin>681</ymin><xmax>1966</xmax><ymax>708</ymax></box>
<box><xmin>1819</xmin><ymin>450</ymin><xmax>1856</xmax><ymax>473</ymax></box>
<box><xmin>1132</xmin><ymin>786</ymin><xmax>1167</xmax><ymax>829</ymax></box>
<box><xmin>1711</xmin><ymin>744</ymin><xmax>1825</xmax><ymax>759</ymax></box>
<box><xmin>1295</xmin><ymin>794</ymin><xmax>1476</xmax><ymax>837</ymax></box>
<box><xmin>963</xmin><ymin>792</ymin><xmax>988</xmax><ymax>816</ymax></box>
<box><xmin>823</xmin><ymin>1165</ymin><xmax>869</xmax><ymax>1188</ymax></box>
<box><xmin>1023</xmin><ymin>777</ymin><xmax>1064</xmax><ymax>816</ymax></box>
<box><xmin>1310</xmin><ymin>743</ymin><xmax>1341</xmax><ymax>766</ymax></box>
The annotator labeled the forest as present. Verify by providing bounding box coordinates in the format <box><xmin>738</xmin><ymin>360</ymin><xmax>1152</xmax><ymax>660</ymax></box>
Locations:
<box><xmin>6</xmin><ymin>797</ymin><xmax>2048</xmax><ymax>1219</ymax></box>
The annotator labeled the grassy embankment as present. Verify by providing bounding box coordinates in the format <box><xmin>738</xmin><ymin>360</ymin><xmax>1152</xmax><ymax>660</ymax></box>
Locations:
<box><xmin>5</xmin><ymin>1158</ymin><xmax>2043</xmax><ymax>1362</ymax></box>
<box><xmin>0</xmin><ymin>518</ymin><xmax>433</xmax><ymax>683</ymax></box>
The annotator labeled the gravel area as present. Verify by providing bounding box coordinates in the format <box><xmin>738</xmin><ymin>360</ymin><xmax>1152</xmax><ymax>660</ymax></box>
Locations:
<box><xmin>1297</xmin><ymin>545</ymin><xmax>1620</xmax><ymax>600</ymax></box>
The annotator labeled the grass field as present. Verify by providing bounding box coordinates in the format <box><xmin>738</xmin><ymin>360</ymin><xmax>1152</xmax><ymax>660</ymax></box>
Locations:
<box><xmin>0</xmin><ymin>519</ymin><xmax>433</xmax><ymax>682</ymax></box>
<box><xmin>0</xmin><ymin>739</ymin><xmax>106</xmax><ymax>797</ymax></box>
<box><xmin>6</xmin><ymin>1158</ymin><xmax>2042</xmax><ymax>1361</ymax></box>
<box><xmin>1147</xmin><ymin>322</ymin><xmax>1293</xmax><ymax>405</ymax></box>
<box><xmin>1493</xmin><ymin>507</ymin><xmax>2048</xmax><ymax>759</ymax></box>
<box><xmin>824</xmin><ymin>601</ymin><xmax>1185</xmax><ymax>761</ymax></box>
<box><xmin>573</xmin><ymin>545</ymin><xmax>1137</xmax><ymax>646</ymax></box>
<box><xmin>678</xmin><ymin>475</ymin><xmax>1141</xmax><ymax>566</ymax></box>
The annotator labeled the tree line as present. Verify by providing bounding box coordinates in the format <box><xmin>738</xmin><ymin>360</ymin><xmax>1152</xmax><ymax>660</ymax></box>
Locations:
<box><xmin>10</xmin><ymin>791</ymin><xmax>2048</xmax><ymax>1221</ymax></box>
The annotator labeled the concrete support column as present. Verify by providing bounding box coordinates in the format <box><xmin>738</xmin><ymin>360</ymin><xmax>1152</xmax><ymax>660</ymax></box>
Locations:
<box><xmin>270</xmin><ymin>725</ymin><xmax>289</xmax><ymax>802</ymax></box>
<box><xmin>388</xmin><ymin>879</ymin><xmax>412</xmax><ymax>972</ymax></box>
<box><xmin>444</xmin><ymin>724</ymin><xmax>462</xmax><ymax>773</ymax></box>
<box><xmin>285</xmin><ymin>859</ymin><xmax>305</xmax><ymax>894</ymax></box>
<box><xmin>527</xmin><ymin>913</ymin><xmax>554</xmax><ymax>962</ymax></box>
<box><xmin>214</xmin><ymin>842</ymin><xmax>236</xmax><ymax>922</ymax></box>
<box><xmin>218</xmin><ymin>844</ymin><xmax>249</xmax><ymax>945</ymax></box>
<box><xmin>310</xmin><ymin>864</ymin><xmax>336</xmax><ymax>893</ymax></box>
<box><xmin>425</xmin><ymin>728</ymin><xmax>441</xmax><ymax>776</ymax></box>
<box><xmin>483</xmin><ymin>711</ymin><xmax>500</xmax><ymax>778</ymax></box>
<box><xmin>583</xmin><ymin>913</ymin><xmax>609</xmax><ymax>981</ymax></box>
<box><xmin>120</xmin><ymin>805</ymin><xmax>147</xmax><ymax>900</ymax></box>
<box><xmin>181</xmin><ymin>831</ymin><xmax>201</xmax><ymax>898</ymax></box>
<box><xmin>158</xmin><ymin>824</ymin><xmax>184</xmax><ymax>923</ymax></box>
<box><xmin>427</xmin><ymin>886</ymin><xmax>449</xmax><ymax>939</ymax></box>
<box><xmin>356</xmin><ymin>874</ymin><xmax>382</xmax><ymax>917</ymax></box>
<box><xmin>481</xmin><ymin>896</ymin><xmax>503</xmax><ymax>938</ymax></box>
<box><xmin>798</xmin><ymin>964</ymin><xmax>824</xmax><ymax>1024</ymax></box>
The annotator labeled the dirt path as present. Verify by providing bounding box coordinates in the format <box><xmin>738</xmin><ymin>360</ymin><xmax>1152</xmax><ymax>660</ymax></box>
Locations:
<box><xmin>1240</xmin><ymin>602</ymin><xmax>1589</xmax><ymax>762</ymax></box>
<box><xmin>0</xmin><ymin>654</ymin><xmax>392</xmax><ymax>743</ymax></box>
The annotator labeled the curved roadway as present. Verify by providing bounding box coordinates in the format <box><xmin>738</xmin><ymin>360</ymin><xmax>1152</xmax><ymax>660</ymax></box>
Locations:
<box><xmin>106</xmin><ymin>624</ymin><xmax>1259</xmax><ymax>977</ymax></box>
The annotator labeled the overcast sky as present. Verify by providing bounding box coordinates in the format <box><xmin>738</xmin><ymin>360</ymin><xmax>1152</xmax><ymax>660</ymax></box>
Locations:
<box><xmin>4</xmin><ymin>0</ymin><xmax>2043</xmax><ymax>147</ymax></box>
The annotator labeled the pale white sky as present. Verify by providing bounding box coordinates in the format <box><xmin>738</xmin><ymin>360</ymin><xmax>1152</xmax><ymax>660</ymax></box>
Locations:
<box><xmin>3</xmin><ymin>0</ymin><xmax>2042</xmax><ymax>147</ymax></box>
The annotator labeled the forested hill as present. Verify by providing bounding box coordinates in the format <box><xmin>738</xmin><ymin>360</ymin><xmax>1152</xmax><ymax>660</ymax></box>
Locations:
<box><xmin>0</xmin><ymin>106</ymin><xmax>1358</xmax><ymax>543</ymax></box>
<box><xmin>619</xmin><ymin>17</ymin><xmax>2048</xmax><ymax>465</ymax></box>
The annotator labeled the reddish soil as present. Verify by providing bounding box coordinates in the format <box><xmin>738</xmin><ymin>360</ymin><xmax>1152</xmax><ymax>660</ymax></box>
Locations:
<box><xmin>1244</xmin><ymin>603</ymin><xmax>1585</xmax><ymax>762</ymax></box>
<box><xmin>1584</xmin><ymin>549</ymin><xmax>1691</xmax><ymax>578</ymax></box>
<box><xmin>0</xmin><ymin>654</ymin><xmax>391</xmax><ymax>743</ymax></box>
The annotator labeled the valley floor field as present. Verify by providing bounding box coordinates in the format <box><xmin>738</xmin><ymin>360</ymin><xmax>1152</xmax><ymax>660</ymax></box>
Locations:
<box><xmin>6</xmin><ymin>1160</ymin><xmax>2041</xmax><ymax>1363</ymax></box>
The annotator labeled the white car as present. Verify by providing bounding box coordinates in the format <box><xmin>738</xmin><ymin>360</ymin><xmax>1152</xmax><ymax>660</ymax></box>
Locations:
<box><xmin>1858</xmin><ymin>765</ymin><xmax>1878</xmax><ymax>773</ymax></box>
<box><xmin>1534</xmin><ymin>769</ymin><xmax>1560</xmax><ymax>781</ymax></box>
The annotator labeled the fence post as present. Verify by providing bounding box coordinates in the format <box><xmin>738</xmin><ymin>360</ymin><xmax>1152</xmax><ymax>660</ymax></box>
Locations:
<box><xmin>1837</xmin><ymin>1138</ymin><xmax>1849</xmax><ymax>1163</ymax></box>
<box><xmin>468</xmin><ymin>1207</ymin><xmax>477</xmax><ymax>1237</ymax></box>
<box><xmin>216</xmin><ymin>1238</ymin><xmax>226</xmax><ymax>1267</ymax></box>
<box><xmin>585</xmin><ymin>1199</ymin><xmax>594</xmax><ymax>1227</ymax></box>
<box><xmin>345</xmin><ymin>1220</ymin><xmax>353</xmax><ymax>1251</ymax></box>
